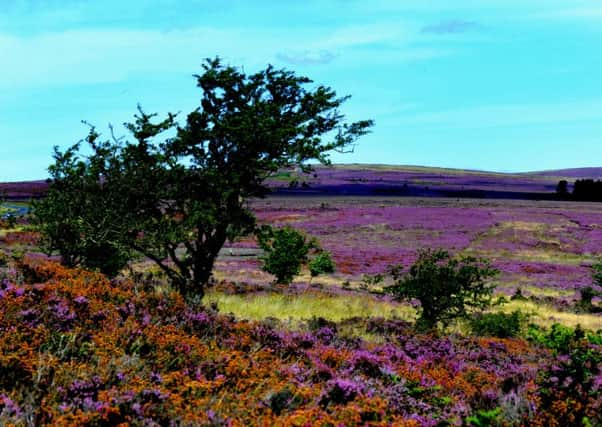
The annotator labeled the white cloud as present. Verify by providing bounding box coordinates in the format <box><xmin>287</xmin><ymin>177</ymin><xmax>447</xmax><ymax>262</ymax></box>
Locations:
<box><xmin>276</xmin><ymin>50</ymin><xmax>337</xmax><ymax>66</ymax></box>
<box><xmin>0</xmin><ymin>21</ymin><xmax>449</xmax><ymax>90</ymax></box>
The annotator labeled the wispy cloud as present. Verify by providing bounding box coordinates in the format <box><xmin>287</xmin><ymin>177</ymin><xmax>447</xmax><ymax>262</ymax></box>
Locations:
<box><xmin>421</xmin><ymin>20</ymin><xmax>481</xmax><ymax>35</ymax></box>
<box><xmin>276</xmin><ymin>50</ymin><xmax>337</xmax><ymax>66</ymax></box>
<box><xmin>0</xmin><ymin>20</ymin><xmax>448</xmax><ymax>90</ymax></box>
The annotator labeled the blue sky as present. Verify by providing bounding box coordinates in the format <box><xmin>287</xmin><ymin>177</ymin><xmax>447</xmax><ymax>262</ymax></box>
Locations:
<box><xmin>1</xmin><ymin>0</ymin><xmax>602</xmax><ymax>181</ymax></box>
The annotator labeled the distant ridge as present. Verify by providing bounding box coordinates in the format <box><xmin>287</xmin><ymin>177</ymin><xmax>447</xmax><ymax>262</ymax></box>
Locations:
<box><xmin>528</xmin><ymin>167</ymin><xmax>602</xmax><ymax>179</ymax></box>
<box><xmin>0</xmin><ymin>180</ymin><xmax>48</xmax><ymax>200</ymax></box>
<box><xmin>329</xmin><ymin>164</ymin><xmax>602</xmax><ymax>178</ymax></box>
<box><xmin>3</xmin><ymin>165</ymin><xmax>602</xmax><ymax>201</ymax></box>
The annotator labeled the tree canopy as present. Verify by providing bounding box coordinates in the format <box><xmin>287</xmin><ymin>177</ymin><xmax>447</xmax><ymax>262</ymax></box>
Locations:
<box><xmin>33</xmin><ymin>58</ymin><xmax>373</xmax><ymax>299</ymax></box>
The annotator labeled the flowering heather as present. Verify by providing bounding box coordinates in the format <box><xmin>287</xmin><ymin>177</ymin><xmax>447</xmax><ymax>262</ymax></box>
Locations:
<box><xmin>0</xmin><ymin>259</ymin><xmax>600</xmax><ymax>425</ymax></box>
<box><xmin>252</xmin><ymin>204</ymin><xmax>495</xmax><ymax>275</ymax></box>
<box><xmin>234</xmin><ymin>197</ymin><xmax>602</xmax><ymax>297</ymax></box>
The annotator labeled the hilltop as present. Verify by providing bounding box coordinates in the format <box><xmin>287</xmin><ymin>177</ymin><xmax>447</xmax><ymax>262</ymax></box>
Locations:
<box><xmin>529</xmin><ymin>167</ymin><xmax>602</xmax><ymax>179</ymax></box>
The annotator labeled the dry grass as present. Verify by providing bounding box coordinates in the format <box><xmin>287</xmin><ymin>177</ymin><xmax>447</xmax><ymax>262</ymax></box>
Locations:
<box><xmin>205</xmin><ymin>286</ymin><xmax>601</xmax><ymax>333</ymax></box>
<box><xmin>520</xmin><ymin>286</ymin><xmax>575</xmax><ymax>298</ymax></box>
<box><xmin>497</xmin><ymin>300</ymin><xmax>602</xmax><ymax>330</ymax></box>
<box><xmin>465</xmin><ymin>247</ymin><xmax>594</xmax><ymax>266</ymax></box>
<box><xmin>204</xmin><ymin>291</ymin><xmax>415</xmax><ymax>324</ymax></box>
<box><xmin>0</xmin><ymin>227</ymin><xmax>24</xmax><ymax>238</ymax></box>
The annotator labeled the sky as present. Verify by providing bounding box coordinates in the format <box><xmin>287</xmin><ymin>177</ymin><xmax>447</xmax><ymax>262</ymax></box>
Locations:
<box><xmin>1</xmin><ymin>0</ymin><xmax>602</xmax><ymax>181</ymax></box>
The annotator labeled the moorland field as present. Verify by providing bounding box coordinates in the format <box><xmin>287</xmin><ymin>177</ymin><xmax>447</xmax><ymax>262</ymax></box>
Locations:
<box><xmin>0</xmin><ymin>165</ymin><xmax>601</xmax><ymax>426</ymax></box>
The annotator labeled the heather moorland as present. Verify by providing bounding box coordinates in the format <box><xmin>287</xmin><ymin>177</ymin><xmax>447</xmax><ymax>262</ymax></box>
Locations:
<box><xmin>4</xmin><ymin>0</ymin><xmax>602</xmax><ymax>424</ymax></box>
<box><xmin>1</xmin><ymin>164</ymin><xmax>601</xmax><ymax>426</ymax></box>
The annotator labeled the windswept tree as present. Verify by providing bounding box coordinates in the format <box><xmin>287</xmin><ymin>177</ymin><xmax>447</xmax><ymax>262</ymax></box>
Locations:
<box><xmin>33</xmin><ymin>58</ymin><xmax>373</xmax><ymax>300</ymax></box>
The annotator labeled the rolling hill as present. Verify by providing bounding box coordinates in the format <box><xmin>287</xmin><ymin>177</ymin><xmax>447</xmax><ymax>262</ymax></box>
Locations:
<box><xmin>2</xmin><ymin>165</ymin><xmax>601</xmax><ymax>201</ymax></box>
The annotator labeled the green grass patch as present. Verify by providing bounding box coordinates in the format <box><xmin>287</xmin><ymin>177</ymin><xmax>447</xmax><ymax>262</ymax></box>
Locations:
<box><xmin>520</xmin><ymin>285</ymin><xmax>576</xmax><ymax>298</ymax></box>
<box><xmin>496</xmin><ymin>300</ymin><xmax>602</xmax><ymax>331</ymax></box>
<box><xmin>205</xmin><ymin>290</ymin><xmax>415</xmax><ymax>324</ymax></box>
<box><xmin>463</xmin><ymin>247</ymin><xmax>595</xmax><ymax>266</ymax></box>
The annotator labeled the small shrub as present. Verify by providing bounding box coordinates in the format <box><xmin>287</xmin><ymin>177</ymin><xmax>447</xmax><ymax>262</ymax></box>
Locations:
<box><xmin>258</xmin><ymin>226</ymin><xmax>316</xmax><ymax>285</ymax></box>
<box><xmin>464</xmin><ymin>408</ymin><xmax>502</xmax><ymax>427</ymax></box>
<box><xmin>0</xmin><ymin>251</ymin><xmax>8</xmax><ymax>268</ymax></box>
<box><xmin>510</xmin><ymin>287</ymin><xmax>527</xmax><ymax>301</ymax></box>
<box><xmin>309</xmin><ymin>251</ymin><xmax>336</xmax><ymax>278</ymax></box>
<box><xmin>266</xmin><ymin>388</ymin><xmax>302</xmax><ymax>415</ymax></box>
<box><xmin>307</xmin><ymin>316</ymin><xmax>337</xmax><ymax>332</ymax></box>
<box><xmin>577</xmin><ymin>286</ymin><xmax>598</xmax><ymax>312</ymax></box>
<box><xmin>592</xmin><ymin>262</ymin><xmax>602</xmax><ymax>286</ymax></box>
<box><xmin>526</xmin><ymin>323</ymin><xmax>596</xmax><ymax>354</ymax></box>
<box><xmin>4</xmin><ymin>214</ymin><xmax>16</xmax><ymax>228</ymax></box>
<box><xmin>469</xmin><ymin>311</ymin><xmax>527</xmax><ymax>338</ymax></box>
<box><xmin>320</xmin><ymin>379</ymin><xmax>362</xmax><ymax>407</ymax></box>
<box><xmin>530</xmin><ymin>323</ymin><xmax>602</xmax><ymax>427</ymax></box>
<box><xmin>359</xmin><ymin>274</ymin><xmax>384</xmax><ymax>291</ymax></box>
<box><xmin>384</xmin><ymin>249</ymin><xmax>498</xmax><ymax>331</ymax></box>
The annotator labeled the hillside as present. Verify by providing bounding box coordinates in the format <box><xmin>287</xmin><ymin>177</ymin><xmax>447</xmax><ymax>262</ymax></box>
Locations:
<box><xmin>530</xmin><ymin>167</ymin><xmax>602</xmax><ymax>179</ymax></box>
<box><xmin>0</xmin><ymin>180</ymin><xmax>48</xmax><ymax>200</ymax></box>
<box><xmin>2</xmin><ymin>165</ymin><xmax>601</xmax><ymax>201</ymax></box>
<box><xmin>267</xmin><ymin>165</ymin><xmax>575</xmax><ymax>199</ymax></box>
<box><xmin>0</xmin><ymin>257</ymin><xmax>598</xmax><ymax>425</ymax></box>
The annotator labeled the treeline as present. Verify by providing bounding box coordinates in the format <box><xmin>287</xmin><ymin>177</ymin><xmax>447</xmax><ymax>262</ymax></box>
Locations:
<box><xmin>556</xmin><ymin>179</ymin><xmax>602</xmax><ymax>201</ymax></box>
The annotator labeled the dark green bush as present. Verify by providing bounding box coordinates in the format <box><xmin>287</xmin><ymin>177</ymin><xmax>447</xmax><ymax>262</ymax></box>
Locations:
<box><xmin>468</xmin><ymin>310</ymin><xmax>527</xmax><ymax>338</ymax></box>
<box><xmin>309</xmin><ymin>251</ymin><xmax>336</xmax><ymax>278</ymax></box>
<box><xmin>384</xmin><ymin>249</ymin><xmax>498</xmax><ymax>331</ymax></box>
<box><xmin>359</xmin><ymin>274</ymin><xmax>384</xmax><ymax>291</ymax></box>
<box><xmin>592</xmin><ymin>263</ymin><xmax>602</xmax><ymax>287</ymax></box>
<box><xmin>259</xmin><ymin>226</ymin><xmax>315</xmax><ymax>285</ymax></box>
<box><xmin>577</xmin><ymin>286</ymin><xmax>600</xmax><ymax>313</ymax></box>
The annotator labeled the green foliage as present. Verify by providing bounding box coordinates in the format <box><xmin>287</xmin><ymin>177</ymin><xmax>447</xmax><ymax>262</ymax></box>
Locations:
<box><xmin>593</xmin><ymin>263</ymin><xmax>602</xmax><ymax>287</ymax></box>
<box><xmin>468</xmin><ymin>310</ymin><xmax>528</xmax><ymax>338</ymax></box>
<box><xmin>576</xmin><ymin>286</ymin><xmax>601</xmax><ymax>313</ymax></box>
<box><xmin>529</xmin><ymin>323</ymin><xmax>602</xmax><ymax>426</ymax></box>
<box><xmin>510</xmin><ymin>287</ymin><xmax>527</xmax><ymax>301</ymax></box>
<box><xmin>359</xmin><ymin>273</ymin><xmax>384</xmax><ymax>291</ymax></box>
<box><xmin>32</xmin><ymin>58</ymin><xmax>372</xmax><ymax>299</ymax></box>
<box><xmin>464</xmin><ymin>408</ymin><xmax>502</xmax><ymax>426</ymax></box>
<box><xmin>266</xmin><ymin>388</ymin><xmax>303</xmax><ymax>415</ymax></box>
<box><xmin>527</xmin><ymin>323</ymin><xmax>602</xmax><ymax>353</ymax></box>
<box><xmin>4</xmin><ymin>213</ymin><xmax>16</xmax><ymax>228</ymax></box>
<box><xmin>0</xmin><ymin>250</ymin><xmax>8</xmax><ymax>268</ymax></box>
<box><xmin>259</xmin><ymin>226</ymin><xmax>315</xmax><ymax>284</ymax></box>
<box><xmin>309</xmin><ymin>251</ymin><xmax>336</xmax><ymax>278</ymax></box>
<box><xmin>384</xmin><ymin>249</ymin><xmax>498</xmax><ymax>331</ymax></box>
<box><xmin>31</xmin><ymin>131</ymin><xmax>134</xmax><ymax>277</ymax></box>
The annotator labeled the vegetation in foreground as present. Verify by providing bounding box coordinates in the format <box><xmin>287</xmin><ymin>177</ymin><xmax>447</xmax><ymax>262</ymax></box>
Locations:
<box><xmin>3</xmin><ymin>55</ymin><xmax>601</xmax><ymax>426</ymax></box>
<box><xmin>0</xmin><ymin>257</ymin><xmax>600</xmax><ymax>426</ymax></box>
